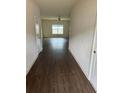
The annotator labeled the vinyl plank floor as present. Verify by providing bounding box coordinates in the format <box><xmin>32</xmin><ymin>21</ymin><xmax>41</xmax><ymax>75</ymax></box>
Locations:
<box><xmin>26</xmin><ymin>38</ymin><xmax>96</xmax><ymax>93</ymax></box>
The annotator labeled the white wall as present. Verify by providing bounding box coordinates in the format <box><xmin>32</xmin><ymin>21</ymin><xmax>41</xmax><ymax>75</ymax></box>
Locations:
<box><xmin>42</xmin><ymin>20</ymin><xmax>70</xmax><ymax>38</ymax></box>
<box><xmin>26</xmin><ymin>0</ymin><xmax>43</xmax><ymax>74</ymax></box>
<box><xmin>69</xmin><ymin>0</ymin><xmax>96</xmax><ymax>89</ymax></box>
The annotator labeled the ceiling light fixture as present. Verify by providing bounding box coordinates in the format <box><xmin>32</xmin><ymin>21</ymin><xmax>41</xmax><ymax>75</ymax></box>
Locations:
<box><xmin>58</xmin><ymin>16</ymin><xmax>61</xmax><ymax>21</ymax></box>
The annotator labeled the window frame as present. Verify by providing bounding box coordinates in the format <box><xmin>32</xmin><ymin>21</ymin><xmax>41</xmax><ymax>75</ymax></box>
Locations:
<box><xmin>52</xmin><ymin>24</ymin><xmax>64</xmax><ymax>35</ymax></box>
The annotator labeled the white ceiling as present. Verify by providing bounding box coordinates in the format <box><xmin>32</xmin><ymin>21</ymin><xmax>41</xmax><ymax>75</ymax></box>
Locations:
<box><xmin>35</xmin><ymin>0</ymin><xmax>78</xmax><ymax>17</ymax></box>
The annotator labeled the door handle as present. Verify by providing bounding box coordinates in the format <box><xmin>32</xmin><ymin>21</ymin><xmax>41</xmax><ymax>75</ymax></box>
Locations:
<box><xmin>93</xmin><ymin>50</ymin><xmax>96</xmax><ymax>54</ymax></box>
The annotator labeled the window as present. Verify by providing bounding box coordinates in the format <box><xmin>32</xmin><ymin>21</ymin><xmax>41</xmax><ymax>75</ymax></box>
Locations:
<box><xmin>52</xmin><ymin>24</ymin><xmax>64</xmax><ymax>34</ymax></box>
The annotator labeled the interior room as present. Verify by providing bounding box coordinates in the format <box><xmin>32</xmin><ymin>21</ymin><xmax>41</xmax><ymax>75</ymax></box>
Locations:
<box><xmin>26</xmin><ymin>0</ymin><xmax>97</xmax><ymax>92</ymax></box>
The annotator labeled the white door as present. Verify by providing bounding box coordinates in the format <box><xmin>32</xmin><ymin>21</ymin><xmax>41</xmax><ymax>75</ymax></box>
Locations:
<box><xmin>89</xmin><ymin>26</ymin><xmax>97</xmax><ymax>90</ymax></box>
<box><xmin>34</xmin><ymin>17</ymin><xmax>41</xmax><ymax>54</ymax></box>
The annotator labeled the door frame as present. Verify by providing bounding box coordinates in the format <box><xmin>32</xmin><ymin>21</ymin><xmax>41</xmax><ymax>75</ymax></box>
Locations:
<box><xmin>89</xmin><ymin>24</ymin><xmax>97</xmax><ymax>80</ymax></box>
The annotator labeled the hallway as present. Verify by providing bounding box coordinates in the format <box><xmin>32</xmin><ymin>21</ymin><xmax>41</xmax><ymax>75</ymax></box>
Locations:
<box><xmin>26</xmin><ymin>38</ymin><xmax>96</xmax><ymax>93</ymax></box>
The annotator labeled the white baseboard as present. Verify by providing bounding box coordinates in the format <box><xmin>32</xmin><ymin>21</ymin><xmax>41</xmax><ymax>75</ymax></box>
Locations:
<box><xmin>90</xmin><ymin>81</ymin><xmax>97</xmax><ymax>92</ymax></box>
<box><xmin>69</xmin><ymin>48</ymin><xmax>96</xmax><ymax>91</ymax></box>
<box><xmin>69</xmin><ymin>48</ymin><xmax>88</xmax><ymax>78</ymax></box>
<box><xmin>26</xmin><ymin>54</ymin><xmax>38</xmax><ymax>75</ymax></box>
<box><xmin>26</xmin><ymin>48</ymin><xmax>43</xmax><ymax>75</ymax></box>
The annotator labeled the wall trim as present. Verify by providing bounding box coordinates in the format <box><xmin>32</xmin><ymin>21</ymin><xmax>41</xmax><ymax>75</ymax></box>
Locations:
<box><xmin>26</xmin><ymin>48</ymin><xmax>43</xmax><ymax>75</ymax></box>
<box><xmin>41</xmin><ymin>17</ymin><xmax>70</xmax><ymax>21</ymax></box>
<box><xmin>90</xmin><ymin>80</ymin><xmax>97</xmax><ymax>91</ymax></box>
<box><xmin>69</xmin><ymin>48</ymin><xmax>88</xmax><ymax>78</ymax></box>
<box><xmin>26</xmin><ymin>53</ymin><xmax>38</xmax><ymax>75</ymax></box>
<box><xmin>69</xmin><ymin>48</ymin><xmax>96</xmax><ymax>91</ymax></box>
<box><xmin>43</xmin><ymin>36</ymin><xmax>69</xmax><ymax>38</ymax></box>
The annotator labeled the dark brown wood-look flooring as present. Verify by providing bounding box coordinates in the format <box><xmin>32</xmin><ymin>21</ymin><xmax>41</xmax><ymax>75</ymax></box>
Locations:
<box><xmin>26</xmin><ymin>38</ymin><xmax>96</xmax><ymax>93</ymax></box>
